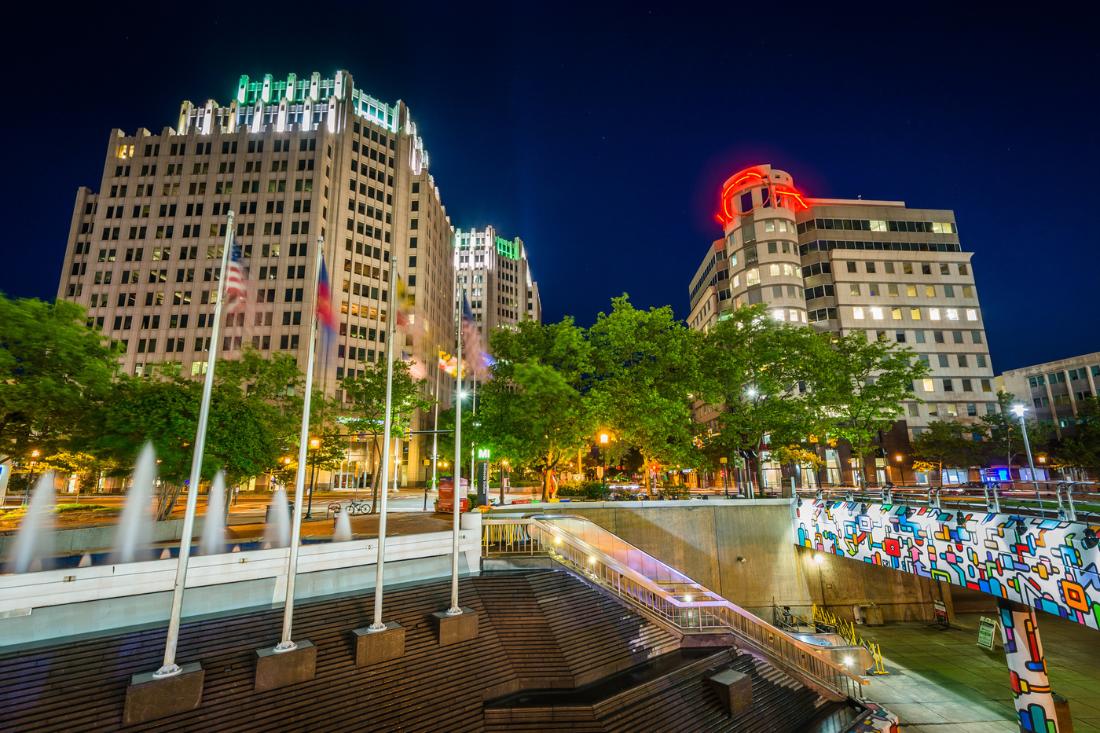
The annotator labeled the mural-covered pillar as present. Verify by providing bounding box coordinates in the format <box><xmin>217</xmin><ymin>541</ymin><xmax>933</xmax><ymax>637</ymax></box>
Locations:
<box><xmin>999</xmin><ymin>598</ymin><xmax>1062</xmax><ymax>732</ymax></box>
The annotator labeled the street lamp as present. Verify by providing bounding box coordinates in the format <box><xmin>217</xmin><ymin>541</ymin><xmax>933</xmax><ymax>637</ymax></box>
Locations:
<box><xmin>1010</xmin><ymin>403</ymin><xmax>1039</xmax><ymax>483</ymax></box>
<box><xmin>23</xmin><ymin>449</ymin><xmax>41</xmax><ymax>505</ymax></box>
<box><xmin>306</xmin><ymin>436</ymin><xmax>321</xmax><ymax>519</ymax></box>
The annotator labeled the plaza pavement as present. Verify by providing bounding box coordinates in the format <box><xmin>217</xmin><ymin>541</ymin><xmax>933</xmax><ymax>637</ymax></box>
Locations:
<box><xmin>858</xmin><ymin>612</ymin><xmax>1100</xmax><ymax>732</ymax></box>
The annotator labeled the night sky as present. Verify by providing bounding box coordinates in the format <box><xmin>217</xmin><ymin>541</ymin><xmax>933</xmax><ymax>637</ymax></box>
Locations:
<box><xmin>2</xmin><ymin>5</ymin><xmax>1095</xmax><ymax>372</ymax></box>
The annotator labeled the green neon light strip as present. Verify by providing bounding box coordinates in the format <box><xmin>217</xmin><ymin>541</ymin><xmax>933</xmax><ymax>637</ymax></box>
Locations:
<box><xmin>495</xmin><ymin>236</ymin><xmax>520</xmax><ymax>260</ymax></box>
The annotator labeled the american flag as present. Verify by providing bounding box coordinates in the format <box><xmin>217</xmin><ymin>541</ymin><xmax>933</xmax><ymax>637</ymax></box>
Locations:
<box><xmin>225</xmin><ymin>240</ymin><xmax>248</xmax><ymax>313</ymax></box>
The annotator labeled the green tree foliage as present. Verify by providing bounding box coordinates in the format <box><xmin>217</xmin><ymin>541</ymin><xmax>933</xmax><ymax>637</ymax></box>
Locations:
<box><xmin>979</xmin><ymin>391</ymin><xmax>1052</xmax><ymax>468</ymax></box>
<box><xmin>477</xmin><ymin>361</ymin><xmax>594</xmax><ymax>500</ymax></box>
<box><xmin>0</xmin><ymin>296</ymin><xmax>119</xmax><ymax>467</ymax></box>
<box><xmin>587</xmin><ymin>296</ymin><xmax>702</xmax><ymax>488</ymax></box>
<box><xmin>911</xmin><ymin>420</ymin><xmax>981</xmax><ymax>486</ymax></box>
<box><xmin>342</xmin><ymin>357</ymin><xmax>431</xmax><ymax>505</ymax></box>
<box><xmin>477</xmin><ymin>318</ymin><xmax>594</xmax><ymax>500</ymax></box>
<box><xmin>818</xmin><ymin>331</ymin><xmax>929</xmax><ymax>485</ymax></box>
<box><xmin>1052</xmin><ymin>396</ymin><xmax>1100</xmax><ymax>474</ymax></box>
<box><xmin>699</xmin><ymin>305</ymin><xmax>831</xmax><ymax>493</ymax></box>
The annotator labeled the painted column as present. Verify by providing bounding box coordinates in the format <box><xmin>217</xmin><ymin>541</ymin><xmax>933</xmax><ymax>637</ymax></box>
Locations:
<box><xmin>998</xmin><ymin>598</ymin><xmax>1060</xmax><ymax>733</ymax></box>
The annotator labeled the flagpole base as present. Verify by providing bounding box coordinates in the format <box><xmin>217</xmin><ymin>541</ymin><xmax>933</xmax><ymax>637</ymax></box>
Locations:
<box><xmin>124</xmin><ymin>662</ymin><xmax>204</xmax><ymax>725</ymax></box>
<box><xmin>254</xmin><ymin>639</ymin><xmax>316</xmax><ymax>691</ymax></box>
<box><xmin>352</xmin><ymin>621</ymin><xmax>405</xmax><ymax>666</ymax></box>
<box><xmin>432</xmin><ymin>607</ymin><xmax>478</xmax><ymax>646</ymax></box>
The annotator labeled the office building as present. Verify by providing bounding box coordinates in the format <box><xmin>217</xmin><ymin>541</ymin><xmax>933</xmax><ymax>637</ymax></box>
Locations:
<box><xmin>57</xmin><ymin>71</ymin><xmax>456</xmax><ymax>485</ymax></box>
<box><xmin>997</xmin><ymin>353</ymin><xmax>1100</xmax><ymax>436</ymax></box>
<box><xmin>690</xmin><ymin>164</ymin><xmax>996</xmax><ymax>446</ymax></box>
<box><xmin>454</xmin><ymin>226</ymin><xmax>541</xmax><ymax>341</ymax></box>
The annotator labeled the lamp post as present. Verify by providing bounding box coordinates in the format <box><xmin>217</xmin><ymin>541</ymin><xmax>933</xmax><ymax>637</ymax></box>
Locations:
<box><xmin>305</xmin><ymin>437</ymin><xmax>320</xmax><ymax>520</ymax></box>
<box><xmin>1011</xmin><ymin>403</ymin><xmax>1041</xmax><ymax>507</ymax></box>
<box><xmin>893</xmin><ymin>453</ymin><xmax>904</xmax><ymax>485</ymax></box>
<box><xmin>23</xmin><ymin>449</ymin><xmax>41</xmax><ymax>505</ymax></box>
<box><xmin>720</xmin><ymin>456</ymin><xmax>729</xmax><ymax>498</ymax></box>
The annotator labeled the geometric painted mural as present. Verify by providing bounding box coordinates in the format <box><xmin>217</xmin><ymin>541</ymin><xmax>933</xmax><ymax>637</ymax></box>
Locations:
<box><xmin>795</xmin><ymin>499</ymin><xmax>1100</xmax><ymax>631</ymax></box>
<box><xmin>999</xmin><ymin>599</ymin><xmax>1060</xmax><ymax>733</ymax></box>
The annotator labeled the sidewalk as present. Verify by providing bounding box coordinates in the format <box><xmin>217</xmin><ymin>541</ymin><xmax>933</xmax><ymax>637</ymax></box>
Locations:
<box><xmin>857</xmin><ymin>613</ymin><xmax>1100</xmax><ymax>732</ymax></box>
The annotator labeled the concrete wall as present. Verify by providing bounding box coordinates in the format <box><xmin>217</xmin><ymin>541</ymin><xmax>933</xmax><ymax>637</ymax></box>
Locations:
<box><xmin>798</xmin><ymin>545</ymin><xmax>952</xmax><ymax>623</ymax></box>
<box><xmin>499</xmin><ymin>500</ymin><xmax>938</xmax><ymax>622</ymax></box>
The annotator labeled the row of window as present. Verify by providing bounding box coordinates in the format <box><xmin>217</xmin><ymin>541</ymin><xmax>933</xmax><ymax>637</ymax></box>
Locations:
<box><xmin>1027</xmin><ymin>365</ymin><xmax>1100</xmax><ymax>387</ymax></box>
<box><xmin>800</xmin><ymin>239</ymin><xmax>962</xmax><ymax>255</ymax></box>
<box><xmin>851</xmin><ymin>306</ymin><xmax>979</xmax><ymax>322</ymax></box>
<box><xmin>797</xmin><ymin>218</ymin><xmax>956</xmax><ymax>235</ymax></box>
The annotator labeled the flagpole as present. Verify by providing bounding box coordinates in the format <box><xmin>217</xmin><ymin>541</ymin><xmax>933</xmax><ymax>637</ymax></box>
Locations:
<box><xmin>469</xmin><ymin>380</ymin><xmax>478</xmax><ymax>503</ymax></box>
<box><xmin>369</xmin><ymin>258</ymin><xmax>400</xmax><ymax>630</ymax></box>
<box><xmin>155</xmin><ymin>211</ymin><xmax>235</xmax><ymax>677</ymax></box>
<box><xmin>276</xmin><ymin>236</ymin><xmax>325</xmax><ymax>651</ymax></box>
<box><xmin>425</xmin><ymin>358</ymin><xmax>440</xmax><ymax>511</ymax></box>
<box><xmin>448</xmin><ymin>284</ymin><xmax>463</xmax><ymax>615</ymax></box>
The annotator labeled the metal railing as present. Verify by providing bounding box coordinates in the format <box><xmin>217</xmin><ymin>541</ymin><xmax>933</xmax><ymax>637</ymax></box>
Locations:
<box><xmin>797</xmin><ymin>480</ymin><xmax>1100</xmax><ymax>522</ymax></box>
<box><xmin>483</xmin><ymin>515</ymin><xmax>867</xmax><ymax>701</ymax></box>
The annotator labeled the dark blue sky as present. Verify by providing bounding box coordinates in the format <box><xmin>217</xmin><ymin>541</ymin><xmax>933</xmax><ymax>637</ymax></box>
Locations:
<box><xmin>2</xmin><ymin>4</ymin><xmax>1095</xmax><ymax>371</ymax></box>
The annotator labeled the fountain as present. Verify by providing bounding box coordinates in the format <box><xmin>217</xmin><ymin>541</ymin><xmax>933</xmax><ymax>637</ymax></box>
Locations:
<box><xmin>113</xmin><ymin>443</ymin><xmax>156</xmax><ymax>563</ymax></box>
<box><xmin>7</xmin><ymin>472</ymin><xmax>56</xmax><ymax>573</ymax></box>
<box><xmin>264</xmin><ymin>486</ymin><xmax>291</xmax><ymax>548</ymax></box>
<box><xmin>200</xmin><ymin>472</ymin><xmax>227</xmax><ymax>555</ymax></box>
<box><xmin>333</xmin><ymin>509</ymin><xmax>352</xmax><ymax>542</ymax></box>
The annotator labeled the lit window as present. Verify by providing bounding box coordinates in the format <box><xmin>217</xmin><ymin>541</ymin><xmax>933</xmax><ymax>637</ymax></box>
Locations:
<box><xmin>910</xmin><ymin>308</ymin><xmax>922</xmax><ymax>320</ymax></box>
<box><xmin>965</xmin><ymin>309</ymin><xmax>978</xmax><ymax>321</ymax></box>
<box><xmin>789</xmin><ymin>309</ymin><xmax>798</xmax><ymax>321</ymax></box>
<box><xmin>929</xmin><ymin>308</ymin><xmax>941</xmax><ymax>321</ymax></box>
<box><xmin>870</xmin><ymin>220</ymin><xmax>887</xmax><ymax>232</ymax></box>
<box><xmin>764</xmin><ymin>220</ymin><xmax>776</xmax><ymax>232</ymax></box>
<box><xmin>732</xmin><ymin>274</ymin><xmax>740</xmax><ymax>287</ymax></box>
<box><xmin>946</xmin><ymin>308</ymin><xmax>959</xmax><ymax>321</ymax></box>
<box><xmin>891</xmin><ymin>308</ymin><xmax>902</xmax><ymax>320</ymax></box>
<box><xmin>925</xmin><ymin>285</ymin><xmax>936</xmax><ymax>297</ymax></box>
<box><xmin>771</xmin><ymin>308</ymin><xmax>785</xmax><ymax>321</ymax></box>
<box><xmin>853</xmin><ymin>307</ymin><xmax>865</xmax><ymax>320</ymax></box>
<box><xmin>849</xmin><ymin>283</ymin><xmax>861</xmax><ymax>296</ymax></box>
<box><xmin>906</xmin><ymin>285</ymin><xmax>917</xmax><ymax>297</ymax></box>
<box><xmin>746</xmin><ymin>268</ymin><xmax>759</xmax><ymax>286</ymax></box>
<box><xmin>922</xmin><ymin>378</ymin><xmax>935</xmax><ymax>392</ymax></box>
<box><xmin>870</xmin><ymin>307</ymin><xmax>884</xmax><ymax>320</ymax></box>
<box><xmin>770</xmin><ymin>264</ymin><xmax>780</xmax><ymax>276</ymax></box>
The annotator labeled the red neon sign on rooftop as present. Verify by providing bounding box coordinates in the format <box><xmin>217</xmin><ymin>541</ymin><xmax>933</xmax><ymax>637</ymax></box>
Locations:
<box><xmin>715</xmin><ymin>165</ymin><xmax>809</xmax><ymax>226</ymax></box>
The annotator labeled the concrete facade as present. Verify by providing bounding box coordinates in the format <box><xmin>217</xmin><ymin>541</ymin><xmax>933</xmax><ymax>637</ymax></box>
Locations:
<box><xmin>56</xmin><ymin>71</ymin><xmax>456</xmax><ymax>484</ymax></box>
<box><xmin>997</xmin><ymin>352</ymin><xmax>1100</xmax><ymax>437</ymax></box>
<box><xmin>454</xmin><ymin>226</ymin><xmax>541</xmax><ymax>343</ymax></box>
<box><xmin>499</xmin><ymin>501</ymin><xmax>941</xmax><ymax>622</ymax></box>
<box><xmin>690</xmin><ymin>164</ymin><xmax>995</xmax><ymax>439</ymax></box>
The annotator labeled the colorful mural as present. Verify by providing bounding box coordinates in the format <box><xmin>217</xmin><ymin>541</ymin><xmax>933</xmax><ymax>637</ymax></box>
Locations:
<box><xmin>794</xmin><ymin>499</ymin><xmax>1100</xmax><ymax>630</ymax></box>
<box><xmin>1000</xmin><ymin>599</ymin><xmax>1059</xmax><ymax>733</ymax></box>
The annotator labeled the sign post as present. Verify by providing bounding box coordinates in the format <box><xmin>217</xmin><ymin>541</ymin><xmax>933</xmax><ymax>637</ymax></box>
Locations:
<box><xmin>977</xmin><ymin>616</ymin><xmax>999</xmax><ymax>650</ymax></box>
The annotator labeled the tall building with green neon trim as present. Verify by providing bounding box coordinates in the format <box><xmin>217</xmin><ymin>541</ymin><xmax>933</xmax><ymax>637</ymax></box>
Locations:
<box><xmin>57</xmin><ymin>70</ymin><xmax>457</xmax><ymax>487</ymax></box>
<box><xmin>455</xmin><ymin>227</ymin><xmax>541</xmax><ymax>339</ymax></box>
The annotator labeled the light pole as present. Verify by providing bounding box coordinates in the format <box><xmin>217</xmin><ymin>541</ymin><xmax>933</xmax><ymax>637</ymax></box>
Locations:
<box><xmin>1011</xmin><ymin>403</ymin><xmax>1041</xmax><ymax>503</ymax></box>
<box><xmin>720</xmin><ymin>456</ymin><xmax>729</xmax><ymax>498</ymax></box>
<box><xmin>305</xmin><ymin>436</ymin><xmax>320</xmax><ymax>519</ymax></box>
<box><xmin>23</xmin><ymin>449</ymin><xmax>41</xmax><ymax>505</ymax></box>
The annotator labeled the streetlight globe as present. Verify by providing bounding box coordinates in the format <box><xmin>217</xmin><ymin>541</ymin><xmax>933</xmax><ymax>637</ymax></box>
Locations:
<box><xmin>894</xmin><ymin>453</ymin><xmax>904</xmax><ymax>463</ymax></box>
<box><xmin>1011</xmin><ymin>403</ymin><xmax>1026</xmax><ymax>418</ymax></box>
<box><xmin>746</xmin><ymin>387</ymin><xmax>759</xmax><ymax>399</ymax></box>
<box><xmin>309</xmin><ymin>437</ymin><xmax>321</xmax><ymax>449</ymax></box>
<box><xmin>598</xmin><ymin>432</ymin><xmax>610</xmax><ymax>445</ymax></box>
<box><xmin>30</xmin><ymin>449</ymin><xmax>41</xmax><ymax>459</ymax></box>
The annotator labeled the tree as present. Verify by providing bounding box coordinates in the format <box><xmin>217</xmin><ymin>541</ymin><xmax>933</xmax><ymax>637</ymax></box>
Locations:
<box><xmin>342</xmin><ymin>358</ymin><xmax>431</xmax><ymax>508</ymax></box>
<box><xmin>587</xmin><ymin>296</ymin><xmax>702</xmax><ymax>490</ymax></box>
<box><xmin>911</xmin><ymin>420</ymin><xmax>981</xmax><ymax>487</ymax></box>
<box><xmin>700</xmin><ymin>305</ymin><xmax>831</xmax><ymax>494</ymax></box>
<box><xmin>477</xmin><ymin>317</ymin><xmax>595</xmax><ymax>500</ymax></box>
<box><xmin>477</xmin><ymin>361</ymin><xmax>594</xmax><ymax>501</ymax></box>
<box><xmin>979</xmin><ymin>391</ymin><xmax>1052</xmax><ymax>470</ymax></box>
<box><xmin>0</xmin><ymin>296</ymin><xmax>119</xmax><ymax>471</ymax></box>
<box><xmin>1051</xmin><ymin>396</ymin><xmax>1100</xmax><ymax>478</ymax></box>
<box><xmin>818</xmin><ymin>331</ymin><xmax>928</xmax><ymax>486</ymax></box>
